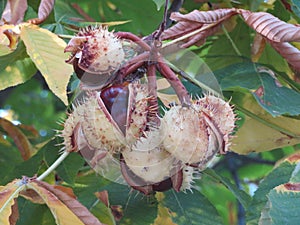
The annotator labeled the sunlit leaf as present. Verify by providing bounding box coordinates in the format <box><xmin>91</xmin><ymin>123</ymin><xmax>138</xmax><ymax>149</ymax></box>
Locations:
<box><xmin>153</xmin><ymin>201</ymin><xmax>177</xmax><ymax>225</ymax></box>
<box><xmin>29</xmin><ymin>180</ymin><xmax>104</xmax><ymax>225</ymax></box>
<box><xmin>0</xmin><ymin>179</ymin><xmax>25</xmax><ymax>225</ymax></box>
<box><xmin>0</xmin><ymin>42</ymin><xmax>37</xmax><ymax>91</ymax></box>
<box><xmin>20</xmin><ymin>24</ymin><xmax>73</xmax><ymax>105</ymax></box>
<box><xmin>231</xmin><ymin>92</ymin><xmax>300</xmax><ymax>154</ymax></box>
<box><xmin>0</xmin><ymin>24</ymin><xmax>15</xmax><ymax>55</ymax></box>
<box><xmin>1</xmin><ymin>0</ymin><xmax>27</xmax><ymax>24</ymax></box>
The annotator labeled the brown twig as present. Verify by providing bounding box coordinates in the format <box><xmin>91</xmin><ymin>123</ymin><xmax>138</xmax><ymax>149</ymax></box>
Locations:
<box><xmin>115</xmin><ymin>32</ymin><xmax>151</xmax><ymax>51</ymax></box>
<box><xmin>157</xmin><ymin>59</ymin><xmax>191</xmax><ymax>105</ymax></box>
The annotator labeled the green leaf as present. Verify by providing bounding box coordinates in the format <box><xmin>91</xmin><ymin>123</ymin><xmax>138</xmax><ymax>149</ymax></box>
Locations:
<box><xmin>258</xmin><ymin>42</ymin><xmax>291</xmax><ymax>73</ymax></box>
<box><xmin>290</xmin><ymin>162</ymin><xmax>300</xmax><ymax>183</ymax></box>
<box><xmin>74</xmin><ymin>0</ymin><xmax>164</xmax><ymax>34</ymax></box>
<box><xmin>90</xmin><ymin>201</ymin><xmax>116</xmax><ymax>225</ymax></box>
<box><xmin>56</xmin><ymin>152</ymin><xmax>85</xmax><ymax>185</ymax></box>
<box><xmin>215</xmin><ymin>62</ymin><xmax>300</xmax><ymax>116</ymax></box>
<box><xmin>20</xmin><ymin>24</ymin><xmax>73</xmax><ymax>105</ymax></box>
<box><xmin>246</xmin><ymin>160</ymin><xmax>297</xmax><ymax>225</ymax></box>
<box><xmin>205</xmin><ymin>19</ymin><xmax>251</xmax><ymax>71</ymax></box>
<box><xmin>263</xmin><ymin>184</ymin><xmax>300</xmax><ymax>225</ymax></box>
<box><xmin>152</xmin><ymin>0</ymin><xmax>165</xmax><ymax>10</ymax></box>
<box><xmin>253</xmin><ymin>73</ymin><xmax>300</xmax><ymax>116</ymax></box>
<box><xmin>214</xmin><ymin>62</ymin><xmax>261</xmax><ymax>91</ymax></box>
<box><xmin>0</xmin><ymin>42</ymin><xmax>37</xmax><ymax>91</ymax></box>
<box><xmin>204</xmin><ymin>169</ymin><xmax>251</xmax><ymax>209</ymax></box>
<box><xmin>119</xmin><ymin>193</ymin><xmax>158</xmax><ymax>225</ymax></box>
<box><xmin>161</xmin><ymin>190</ymin><xmax>223</xmax><ymax>225</ymax></box>
<box><xmin>16</xmin><ymin>197</ymin><xmax>55</xmax><ymax>225</ymax></box>
<box><xmin>291</xmin><ymin>0</ymin><xmax>300</xmax><ymax>19</ymax></box>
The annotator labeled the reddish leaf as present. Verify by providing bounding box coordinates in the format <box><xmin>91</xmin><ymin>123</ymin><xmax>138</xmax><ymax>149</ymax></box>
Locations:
<box><xmin>32</xmin><ymin>180</ymin><xmax>105</xmax><ymax>225</ymax></box>
<box><xmin>1</xmin><ymin>0</ymin><xmax>28</xmax><ymax>24</ymax></box>
<box><xmin>20</xmin><ymin>189</ymin><xmax>45</xmax><ymax>204</ymax></box>
<box><xmin>9</xmin><ymin>199</ymin><xmax>18</xmax><ymax>225</ymax></box>
<box><xmin>0</xmin><ymin>118</ymin><xmax>33</xmax><ymax>160</ymax></box>
<box><xmin>53</xmin><ymin>185</ymin><xmax>77</xmax><ymax>199</ymax></box>
<box><xmin>95</xmin><ymin>191</ymin><xmax>109</xmax><ymax>208</ymax></box>
<box><xmin>27</xmin><ymin>0</ymin><xmax>55</xmax><ymax>25</ymax></box>
<box><xmin>95</xmin><ymin>191</ymin><xmax>123</xmax><ymax>222</ymax></box>
<box><xmin>283</xmin><ymin>183</ymin><xmax>300</xmax><ymax>191</ymax></box>
<box><xmin>238</xmin><ymin>9</ymin><xmax>300</xmax><ymax>42</ymax></box>
<box><xmin>162</xmin><ymin>9</ymin><xmax>238</xmax><ymax>47</ymax></box>
<box><xmin>269</xmin><ymin>41</ymin><xmax>300</xmax><ymax>71</ymax></box>
<box><xmin>170</xmin><ymin>8</ymin><xmax>237</xmax><ymax>24</ymax></box>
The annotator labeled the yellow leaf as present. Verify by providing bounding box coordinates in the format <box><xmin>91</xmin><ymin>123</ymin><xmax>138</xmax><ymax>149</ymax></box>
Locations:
<box><xmin>152</xmin><ymin>192</ymin><xmax>177</xmax><ymax>225</ymax></box>
<box><xmin>26</xmin><ymin>182</ymin><xmax>85</xmax><ymax>225</ymax></box>
<box><xmin>0</xmin><ymin>179</ymin><xmax>25</xmax><ymax>225</ymax></box>
<box><xmin>20</xmin><ymin>24</ymin><xmax>73</xmax><ymax>105</ymax></box>
<box><xmin>232</xmin><ymin>93</ymin><xmax>300</xmax><ymax>154</ymax></box>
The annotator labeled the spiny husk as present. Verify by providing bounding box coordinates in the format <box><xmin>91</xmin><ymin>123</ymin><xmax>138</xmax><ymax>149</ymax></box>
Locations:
<box><xmin>122</xmin><ymin>128</ymin><xmax>179</xmax><ymax>184</ymax></box>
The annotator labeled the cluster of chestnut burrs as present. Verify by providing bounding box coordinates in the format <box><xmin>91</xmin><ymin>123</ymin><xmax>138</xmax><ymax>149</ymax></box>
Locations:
<box><xmin>61</xmin><ymin>25</ymin><xmax>235</xmax><ymax>195</ymax></box>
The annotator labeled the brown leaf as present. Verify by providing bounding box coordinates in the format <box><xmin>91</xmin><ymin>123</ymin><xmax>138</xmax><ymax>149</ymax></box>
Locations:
<box><xmin>9</xmin><ymin>199</ymin><xmax>19</xmax><ymax>225</ymax></box>
<box><xmin>17</xmin><ymin>124</ymin><xmax>39</xmax><ymax>138</ymax></box>
<box><xmin>32</xmin><ymin>180</ymin><xmax>105</xmax><ymax>225</ymax></box>
<box><xmin>27</xmin><ymin>0</ymin><xmax>55</xmax><ymax>25</ymax></box>
<box><xmin>95</xmin><ymin>190</ymin><xmax>123</xmax><ymax>221</ymax></box>
<box><xmin>1</xmin><ymin>0</ymin><xmax>28</xmax><ymax>24</ymax></box>
<box><xmin>162</xmin><ymin>9</ymin><xmax>238</xmax><ymax>47</ymax></box>
<box><xmin>170</xmin><ymin>8</ymin><xmax>237</xmax><ymax>24</ymax></box>
<box><xmin>3</xmin><ymin>28</ymin><xmax>19</xmax><ymax>49</ymax></box>
<box><xmin>269</xmin><ymin>41</ymin><xmax>300</xmax><ymax>72</ymax></box>
<box><xmin>0</xmin><ymin>179</ymin><xmax>25</xmax><ymax>225</ymax></box>
<box><xmin>53</xmin><ymin>185</ymin><xmax>77</xmax><ymax>199</ymax></box>
<box><xmin>283</xmin><ymin>183</ymin><xmax>300</xmax><ymax>191</ymax></box>
<box><xmin>0</xmin><ymin>118</ymin><xmax>33</xmax><ymax>160</ymax></box>
<box><xmin>20</xmin><ymin>189</ymin><xmax>45</xmax><ymax>204</ymax></box>
<box><xmin>238</xmin><ymin>9</ymin><xmax>300</xmax><ymax>42</ymax></box>
<box><xmin>95</xmin><ymin>191</ymin><xmax>109</xmax><ymax>208</ymax></box>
